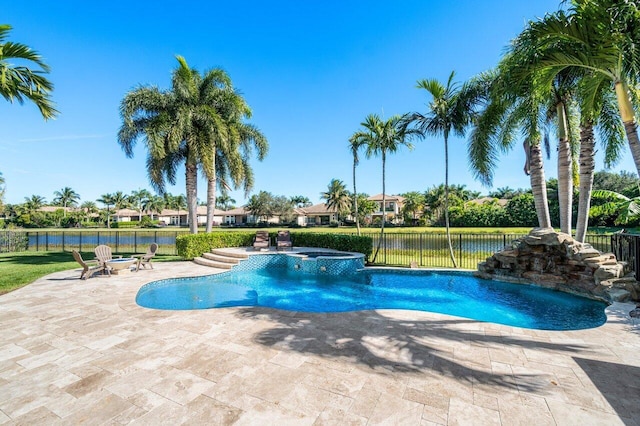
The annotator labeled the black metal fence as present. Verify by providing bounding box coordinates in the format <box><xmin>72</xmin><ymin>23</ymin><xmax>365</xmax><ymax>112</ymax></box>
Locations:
<box><xmin>2</xmin><ymin>230</ymin><xmax>182</xmax><ymax>255</ymax></box>
<box><xmin>2</xmin><ymin>229</ymin><xmax>637</xmax><ymax>276</ymax></box>
<box><xmin>611</xmin><ymin>233</ymin><xmax>640</xmax><ymax>276</ymax></box>
<box><xmin>367</xmin><ymin>232</ymin><xmax>618</xmax><ymax>269</ymax></box>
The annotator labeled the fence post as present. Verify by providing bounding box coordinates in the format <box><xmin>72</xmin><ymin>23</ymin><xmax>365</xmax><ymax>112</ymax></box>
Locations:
<box><xmin>632</xmin><ymin>235</ymin><xmax>640</xmax><ymax>279</ymax></box>
<box><xmin>419</xmin><ymin>234</ymin><xmax>423</xmax><ymax>266</ymax></box>
<box><xmin>79</xmin><ymin>232</ymin><xmax>82</xmax><ymax>253</ymax></box>
<box><xmin>45</xmin><ymin>232</ymin><xmax>49</xmax><ymax>251</ymax></box>
<box><xmin>62</xmin><ymin>232</ymin><xmax>65</xmax><ymax>252</ymax></box>
<box><xmin>134</xmin><ymin>231</ymin><xmax>137</xmax><ymax>253</ymax></box>
<box><xmin>458</xmin><ymin>234</ymin><xmax>462</xmax><ymax>269</ymax></box>
<box><xmin>383</xmin><ymin>233</ymin><xmax>387</xmax><ymax>265</ymax></box>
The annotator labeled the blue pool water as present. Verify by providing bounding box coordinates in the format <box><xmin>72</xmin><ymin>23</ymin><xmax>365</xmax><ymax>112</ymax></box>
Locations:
<box><xmin>136</xmin><ymin>267</ymin><xmax>607</xmax><ymax>330</ymax></box>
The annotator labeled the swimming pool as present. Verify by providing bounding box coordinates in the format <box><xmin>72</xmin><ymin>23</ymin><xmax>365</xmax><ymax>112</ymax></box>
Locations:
<box><xmin>136</xmin><ymin>263</ymin><xmax>607</xmax><ymax>330</ymax></box>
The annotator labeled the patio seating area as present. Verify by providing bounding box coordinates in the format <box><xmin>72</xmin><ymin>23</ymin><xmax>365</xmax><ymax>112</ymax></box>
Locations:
<box><xmin>0</xmin><ymin>262</ymin><xmax>639</xmax><ymax>424</ymax></box>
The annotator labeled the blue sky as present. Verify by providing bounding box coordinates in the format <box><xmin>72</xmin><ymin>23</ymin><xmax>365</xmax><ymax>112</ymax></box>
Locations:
<box><xmin>2</xmin><ymin>1</ymin><xmax>636</xmax><ymax>207</ymax></box>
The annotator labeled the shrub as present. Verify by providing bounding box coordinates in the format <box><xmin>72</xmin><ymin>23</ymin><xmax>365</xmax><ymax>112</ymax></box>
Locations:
<box><xmin>0</xmin><ymin>230</ymin><xmax>28</xmax><ymax>252</ymax></box>
<box><xmin>449</xmin><ymin>202</ymin><xmax>507</xmax><ymax>227</ymax></box>
<box><xmin>113</xmin><ymin>221</ymin><xmax>139</xmax><ymax>229</ymax></box>
<box><xmin>289</xmin><ymin>232</ymin><xmax>372</xmax><ymax>260</ymax></box>
<box><xmin>140</xmin><ymin>216</ymin><xmax>154</xmax><ymax>228</ymax></box>
<box><xmin>177</xmin><ymin>232</ymin><xmax>256</xmax><ymax>259</ymax></box>
<box><xmin>176</xmin><ymin>231</ymin><xmax>373</xmax><ymax>261</ymax></box>
<box><xmin>504</xmin><ymin>194</ymin><xmax>538</xmax><ymax>227</ymax></box>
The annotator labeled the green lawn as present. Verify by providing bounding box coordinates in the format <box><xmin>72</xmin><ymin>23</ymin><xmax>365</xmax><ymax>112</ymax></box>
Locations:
<box><xmin>0</xmin><ymin>251</ymin><xmax>181</xmax><ymax>295</ymax></box>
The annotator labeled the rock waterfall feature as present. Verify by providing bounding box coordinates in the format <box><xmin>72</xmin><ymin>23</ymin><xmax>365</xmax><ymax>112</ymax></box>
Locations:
<box><xmin>475</xmin><ymin>228</ymin><xmax>639</xmax><ymax>303</ymax></box>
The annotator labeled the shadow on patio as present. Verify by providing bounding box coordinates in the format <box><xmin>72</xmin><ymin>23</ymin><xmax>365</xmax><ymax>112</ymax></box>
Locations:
<box><xmin>236</xmin><ymin>308</ymin><xmax>591</xmax><ymax>393</ymax></box>
<box><xmin>573</xmin><ymin>357</ymin><xmax>640</xmax><ymax>424</ymax></box>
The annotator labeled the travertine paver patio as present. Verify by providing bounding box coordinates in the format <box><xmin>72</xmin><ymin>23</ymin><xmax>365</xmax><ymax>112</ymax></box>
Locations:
<box><xmin>0</xmin><ymin>261</ymin><xmax>639</xmax><ymax>425</ymax></box>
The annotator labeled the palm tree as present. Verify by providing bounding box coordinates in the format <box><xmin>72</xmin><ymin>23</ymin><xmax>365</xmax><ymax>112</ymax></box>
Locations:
<box><xmin>79</xmin><ymin>201</ymin><xmax>97</xmax><ymax>224</ymax></box>
<box><xmin>130</xmin><ymin>189</ymin><xmax>152</xmax><ymax>221</ymax></box>
<box><xmin>52</xmin><ymin>187</ymin><xmax>80</xmax><ymax>217</ymax></box>
<box><xmin>215</xmin><ymin>193</ymin><xmax>236</xmax><ymax>210</ymax></box>
<box><xmin>203</xmin><ymin>83</ymin><xmax>268</xmax><ymax>233</ymax></box>
<box><xmin>348</xmin><ymin>133</ymin><xmax>364</xmax><ymax>235</ymax></box>
<box><xmin>23</xmin><ymin>195</ymin><xmax>45</xmax><ymax>214</ymax></box>
<box><xmin>468</xmin><ymin>64</ymin><xmax>553</xmax><ymax>233</ymax></box>
<box><xmin>542</xmin><ymin>73</ymin><xmax>579</xmax><ymax>235</ymax></box>
<box><xmin>524</xmin><ymin>2</ymin><xmax>640</xmax><ymax>176</ymax></box>
<box><xmin>97</xmin><ymin>193</ymin><xmax>115</xmax><ymax>229</ymax></box>
<box><xmin>0</xmin><ymin>25</ymin><xmax>57</xmax><ymax>119</ymax></box>
<box><xmin>290</xmin><ymin>195</ymin><xmax>311</xmax><ymax>208</ymax></box>
<box><xmin>352</xmin><ymin>114</ymin><xmax>416</xmax><ymax>263</ymax></box>
<box><xmin>112</xmin><ymin>191</ymin><xmax>130</xmax><ymax>215</ymax></box>
<box><xmin>143</xmin><ymin>195</ymin><xmax>165</xmax><ymax>221</ymax></box>
<box><xmin>320</xmin><ymin>179</ymin><xmax>351</xmax><ymax>223</ymax></box>
<box><xmin>401</xmin><ymin>191</ymin><xmax>425</xmax><ymax>224</ymax></box>
<box><xmin>119</xmin><ymin>56</ymin><xmax>219</xmax><ymax>234</ymax></box>
<box><xmin>509</xmin><ymin>6</ymin><xmax>627</xmax><ymax>241</ymax></box>
<box><xmin>404</xmin><ymin>71</ymin><xmax>475</xmax><ymax>267</ymax></box>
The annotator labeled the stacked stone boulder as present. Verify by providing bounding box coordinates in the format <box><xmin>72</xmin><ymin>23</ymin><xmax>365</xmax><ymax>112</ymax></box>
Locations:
<box><xmin>475</xmin><ymin>227</ymin><xmax>640</xmax><ymax>303</ymax></box>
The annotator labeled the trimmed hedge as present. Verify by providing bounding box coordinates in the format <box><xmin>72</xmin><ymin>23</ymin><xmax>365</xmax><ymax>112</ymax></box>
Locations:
<box><xmin>112</xmin><ymin>220</ymin><xmax>161</xmax><ymax>229</ymax></box>
<box><xmin>289</xmin><ymin>233</ymin><xmax>372</xmax><ymax>260</ymax></box>
<box><xmin>112</xmin><ymin>221</ymin><xmax>141</xmax><ymax>228</ymax></box>
<box><xmin>176</xmin><ymin>231</ymin><xmax>373</xmax><ymax>261</ymax></box>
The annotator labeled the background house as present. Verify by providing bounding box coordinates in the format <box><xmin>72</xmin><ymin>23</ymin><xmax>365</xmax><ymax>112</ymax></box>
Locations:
<box><xmin>294</xmin><ymin>203</ymin><xmax>338</xmax><ymax>226</ymax></box>
<box><xmin>367</xmin><ymin>194</ymin><xmax>405</xmax><ymax>224</ymax></box>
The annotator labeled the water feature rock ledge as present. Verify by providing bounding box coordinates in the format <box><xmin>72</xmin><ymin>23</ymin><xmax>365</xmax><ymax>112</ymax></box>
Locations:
<box><xmin>475</xmin><ymin>227</ymin><xmax>640</xmax><ymax>303</ymax></box>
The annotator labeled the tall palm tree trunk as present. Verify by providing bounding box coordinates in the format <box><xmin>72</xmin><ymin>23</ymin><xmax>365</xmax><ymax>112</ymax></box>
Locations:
<box><xmin>575</xmin><ymin>123</ymin><xmax>595</xmax><ymax>242</ymax></box>
<box><xmin>443</xmin><ymin>135</ymin><xmax>457</xmax><ymax>267</ymax></box>
<box><xmin>106</xmin><ymin>206</ymin><xmax>111</xmax><ymax>229</ymax></box>
<box><xmin>206</xmin><ymin>152</ymin><xmax>217</xmax><ymax>233</ymax></box>
<box><xmin>372</xmin><ymin>152</ymin><xmax>386</xmax><ymax>263</ymax></box>
<box><xmin>353</xmin><ymin>159</ymin><xmax>360</xmax><ymax>236</ymax></box>
<box><xmin>186</xmin><ymin>162</ymin><xmax>198</xmax><ymax>234</ymax></box>
<box><xmin>557</xmin><ymin>102</ymin><xmax>573</xmax><ymax>234</ymax></box>
<box><xmin>206</xmin><ymin>178</ymin><xmax>216</xmax><ymax>233</ymax></box>
<box><xmin>615</xmin><ymin>81</ymin><xmax>640</xmax><ymax>177</ymax></box>
<box><xmin>529</xmin><ymin>142</ymin><xmax>552</xmax><ymax>228</ymax></box>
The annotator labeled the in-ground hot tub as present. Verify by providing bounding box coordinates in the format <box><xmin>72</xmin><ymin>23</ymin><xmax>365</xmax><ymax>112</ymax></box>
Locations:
<box><xmin>231</xmin><ymin>250</ymin><xmax>365</xmax><ymax>275</ymax></box>
<box><xmin>286</xmin><ymin>251</ymin><xmax>365</xmax><ymax>275</ymax></box>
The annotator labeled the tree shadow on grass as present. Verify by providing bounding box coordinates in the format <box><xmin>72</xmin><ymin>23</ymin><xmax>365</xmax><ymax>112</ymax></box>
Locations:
<box><xmin>235</xmin><ymin>308</ymin><xmax>592</xmax><ymax>393</ymax></box>
<box><xmin>0</xmin><ymin>251</ymin><xmax>80</xmax><ymax>265</ymax></box>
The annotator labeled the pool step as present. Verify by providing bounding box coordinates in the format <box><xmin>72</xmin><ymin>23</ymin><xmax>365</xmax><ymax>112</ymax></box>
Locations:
<box><xmin>193</xmin><ymin>257</ymin><xmax>234</xmax><ymax>269</ymax></box>
<box><xmin>202</xmin><ymin>252</ymin><xmax>241</xmax><ymax>264</ymax></box>
<box><xmin>194</xmin><ymin>249</ymin><xmax>249</xmax><ymax>270</ymax></box>
<box><xmin>210</xmin><ymin>249</ymin><xmax>249</xmax><ymax>259</ymax></box>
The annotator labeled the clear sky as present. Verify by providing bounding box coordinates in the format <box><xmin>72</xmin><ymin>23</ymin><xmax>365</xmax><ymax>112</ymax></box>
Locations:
<box><xmin>1</xmin><ymin>1</ymin><xmax>636</xmax><ymax>207</ymax></box>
